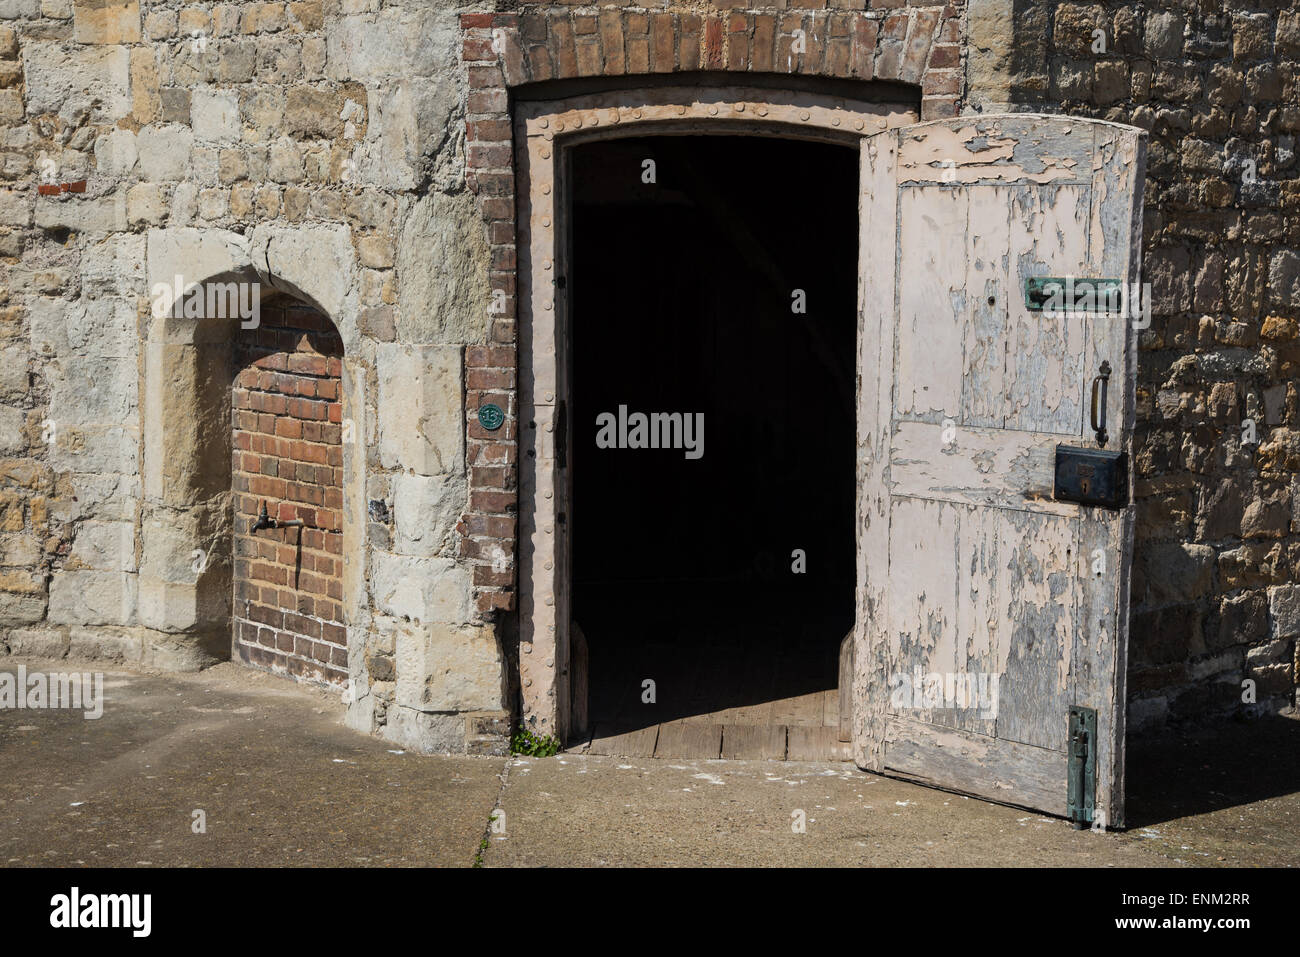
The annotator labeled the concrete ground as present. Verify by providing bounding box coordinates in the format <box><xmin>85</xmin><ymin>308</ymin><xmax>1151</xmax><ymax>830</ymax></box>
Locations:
<box><xmin>1</xmin><ymin>656</ymin><xmax>1297</xmax><ymax>867</ymax></box>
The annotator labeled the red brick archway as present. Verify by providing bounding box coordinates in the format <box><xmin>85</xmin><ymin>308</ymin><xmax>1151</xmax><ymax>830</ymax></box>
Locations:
<box><xmin>455</xmin><ymin>5</ymin><xmax>962</xmax><ymax>620</ymax></box>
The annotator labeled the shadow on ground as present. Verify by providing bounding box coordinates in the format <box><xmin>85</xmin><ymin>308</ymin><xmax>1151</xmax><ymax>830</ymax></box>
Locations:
<box><xmin>1128</xmin><ymin>714</ymin><xmax>1300</xmax><ymax>827</ymax></box>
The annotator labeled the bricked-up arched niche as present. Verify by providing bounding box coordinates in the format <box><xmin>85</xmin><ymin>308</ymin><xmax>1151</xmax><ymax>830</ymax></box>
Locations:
<box><xmin>230</xmin><ymin>296</ymin><xmax>347</xmax><ymax>684</ymax></box>
<box><xmin>515</xmin><ymin>86</ymin><xmax>919</xmax><ymax>742</ymax></box>
<box><xmin>140</xmin><ymin>250</ymin><xmax>366</xmax><ymax>685</ymax></box>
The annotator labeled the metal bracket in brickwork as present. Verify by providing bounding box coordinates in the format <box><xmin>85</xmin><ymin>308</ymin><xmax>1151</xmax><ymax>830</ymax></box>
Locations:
<box><xmin>1067</xmin><ymin>705</ymin><xmax>1097</xmax><ymax>830</ymax></box>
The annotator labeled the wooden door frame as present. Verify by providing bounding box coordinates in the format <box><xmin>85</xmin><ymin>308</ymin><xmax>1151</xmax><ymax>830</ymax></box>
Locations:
<box><xmin>515</xmin><ymin>86</ymin><xmax>919</xmax><ymax>743</ymax></box>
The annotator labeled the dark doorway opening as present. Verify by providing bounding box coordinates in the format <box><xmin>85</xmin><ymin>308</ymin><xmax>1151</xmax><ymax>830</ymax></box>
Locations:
<box><xmin>569</xmin><ymin>134</ymin><xmax>858</xmax><ymax>759</ymax></box>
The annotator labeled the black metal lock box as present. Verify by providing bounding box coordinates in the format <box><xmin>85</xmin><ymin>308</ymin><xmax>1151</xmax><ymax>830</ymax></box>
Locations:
<box><xmin>1054</xmin><ymin>445</ymin><xmax>1127</xmax><ymax>509</ymax></box>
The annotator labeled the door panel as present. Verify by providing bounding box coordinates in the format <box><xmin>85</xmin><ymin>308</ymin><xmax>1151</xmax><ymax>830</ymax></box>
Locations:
<box><xmin>854</xmin><ymin>115</ymin><xmax>1145</xmax><ymax>827</ymax></box>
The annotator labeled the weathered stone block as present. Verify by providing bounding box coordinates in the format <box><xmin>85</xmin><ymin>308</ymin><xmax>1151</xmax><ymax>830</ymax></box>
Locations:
<box><xmin>47</xmin><ymin>355</ymin><xmax>137</xmax><ymax>426</ymax></box>
<box><xmin>1138</xmin><ymin>542</ymin><xmax>1214</xmax><ymax>604</ymax></box>
<box><xmin>370</xmin><ymin>552</ymin><xmax>471</xmax><ymax>625</ymax></box>
<box><xmin>31</xmin><ymin>296</ymin><xmax>136</xmax><ymax>359</ymax></box>
<box><xmin>1269</xmin><ymin>249</ymin><xmax>1300</xmax><ymax>309</ymax></box>
<box><xmin>73</xmin><ymin>0</ymin><xmax>140</xmax><ymax>44</ymax></box>
<box><xmin>1215</xmin><ymin>590</ymin><xmax>1268</xmax><ymax>650</ymax></box>
<box><xmin>391</xmin><ymin>471</ymin><xmax>465</xmax><ymax>557</ymax></box>
<box><xmin>35</xmin><ymin>193</ymin><xmax>127</xmax><ymax>233</ymax></box>
<box><xmin>382</xmin><ymin>704</ymin><xmax>464</xmax><ymax>754</ymax></box>
<box><xmin>66</xmin><ymin>520</ymin><xmax>137</xmax><ymax>572</ymax></box>
<box><xmin>0</xmin><ymin>405</ymin><xmax>23</xmax><ymax>454</ymax></box>
<box><xmin>4</xmin><ymin>627</ymin><xmax>69</xmax><ymax>657</ymax></box>
<box><xmin>1144</xmin><ymin>11</ymin><xmax>1184</xmax><ymax>59</ymax></box>
<box><xmin>397</xmin><ymin>190</ymin><xmax>491</xmax><ymax>344</ymax></box>
<box><xmin>0</xmin><ymin>592</ymin><xmax>47</xmax><ymax>627</ymax></box>
<box><xmin>249</xmin><ymin>223</ymin><xmax>356</xmax><ymax>331</ymax></box>
<box><xmin>1269</xmin><ymin>584</ymin><xmax>1300</xmax><ymax>638</ymax></box>
<box><xmin>23</xmin><ymin>42</ymin><xmax>130</xmax><ymax>121</ymax></box>
<box><xmin>136</xmin><ymin>125</ymin><xmax>194</xmax><ymax>181</ymax></box>
<box><xmin>375</xmin><ymin>343</ymin><xmax>463</xmax><ymax>475</ymax></box>
<box><xmin>394</xmin><ymin>619</ymin><xmax>504</xmax><ymax>712</ymax></box>
<box><xmin>191</xmin><ymin>88</ymin><xmax>240</xmax><ymax>143</ymax></box>
<box><xmin>48</xmin><ymin>569</ymin><xmax>137</xmax><ymax>627</ymax></box>
<box><xmin>68</xmin><ymin>625</ymin><xmax>142</xmax><ymax>662</ymax></box>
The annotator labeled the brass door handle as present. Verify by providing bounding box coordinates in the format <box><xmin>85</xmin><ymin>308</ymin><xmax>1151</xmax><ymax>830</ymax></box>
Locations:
<box><xmin>1090</xmin><ymin>361</ymin><xmax>1111</xmax><ymax>448</ymax></box>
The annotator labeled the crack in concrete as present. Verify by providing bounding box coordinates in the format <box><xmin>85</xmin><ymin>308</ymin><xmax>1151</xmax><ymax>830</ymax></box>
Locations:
<box><xmin>473</xmin><ymin>755</ymin><xmax>514</xmax><ymax>867</ymax></box>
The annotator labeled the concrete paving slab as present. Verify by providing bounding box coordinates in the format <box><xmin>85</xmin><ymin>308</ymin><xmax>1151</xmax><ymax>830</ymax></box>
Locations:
<box><xmin>0</xmin><ymin>658</ymin><xmax>506</xmax><ymax>867</ymax></box>
<box><xmin>2</xmin><ymin>656</ymin><xmax>1298</xmax><ymax>868</ymax></box>
<box><xmin>486</xmin><ymin>743</ymin><xmax>1300</xmax><ymax>868</ymax></box>
<box><xmin>484</xmin><ymin>754</ymin><xmax>1183</xmax><ymax>867</ymax></box>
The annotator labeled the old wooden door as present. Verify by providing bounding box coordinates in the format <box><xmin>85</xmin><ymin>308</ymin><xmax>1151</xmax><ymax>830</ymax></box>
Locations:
<box><xmin>853</xmin><ymin>115</ymin><xmax>1145</xmax><ymax>828</ymax></box>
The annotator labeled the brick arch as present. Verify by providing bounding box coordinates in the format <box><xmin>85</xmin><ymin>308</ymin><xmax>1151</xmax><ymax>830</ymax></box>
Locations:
<box><xmin>463</xmin><ymin>8</ymin><xmax>960</xmax><ymax>116</ymax></box>
<box><xmin>455</xmin><ymin>5</ymin><xmax>962</xmax><ymax>621</ymax></box>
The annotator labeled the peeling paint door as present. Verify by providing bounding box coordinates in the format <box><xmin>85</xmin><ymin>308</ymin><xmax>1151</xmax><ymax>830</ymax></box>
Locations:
<box><xmin>853</xmin><ymin>115</ymin><xmax>1145</xmax><ymax>827</ymax></box>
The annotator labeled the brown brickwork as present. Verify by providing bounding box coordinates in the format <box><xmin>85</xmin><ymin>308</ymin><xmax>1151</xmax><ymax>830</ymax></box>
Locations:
<box><xmin>456</xmin><ymin>3</ymin><xmax>960</xmax><ymax>617</ymax></box>
<box><xmin>231</xmin><ymin>299</ymin><xmax>346</xmax><ymax>685</ymax></box>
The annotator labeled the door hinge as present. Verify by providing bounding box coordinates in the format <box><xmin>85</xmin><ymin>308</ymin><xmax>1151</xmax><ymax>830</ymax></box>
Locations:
<box><xmin>1067</xmin><ymin>705</ymin><xmax>1097</xmax><ymax>829</ymax></box>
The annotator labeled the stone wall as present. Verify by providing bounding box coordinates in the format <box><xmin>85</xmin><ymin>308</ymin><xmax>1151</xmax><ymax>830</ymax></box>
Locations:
<box><xmin>965</xmin><ymin>0</ymin><xmax>1298</xmax><ymax>731</ymax></box>
<box><xmin>0</xmin><ymin>0</ymin><xmax>509</xmax><ymax>754</ymax></box>
<box><xmin>0</xmin><ymin>0</ymin><xmax>1291</xmax><ymax>754</ymax></box>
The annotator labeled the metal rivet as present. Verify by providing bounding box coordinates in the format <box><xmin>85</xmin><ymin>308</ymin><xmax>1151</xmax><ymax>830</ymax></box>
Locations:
<box><xmin>634</xmin><ymin>108</ymin><xmax>643</xmax><ymax>119</ymax></box>
<box><xmin>800</xmin><ymin>111</ymin><xmax>810</xmax><ymax>121</ymax></box>
<box><xmin>676</xmin><ymin>105</ymin><xmax>685</xmax><ymax>115</ymax></box>
<box><xmin>609</xmin><ymin>109</ymin><xmax>620</xmax><ymax>123</ymax></box>
<box><xmin>542</xmin><ymin>258</ymin><xmax>552</xmax><ymax>270</ymax></box>
<box><xmin>525</xmin><ymin>678</ymin><xmax>532</xmax><ymax>687</ymax></box>
<box><xmin>555</xmin><ymin>118</ymin><xmax>565</xmax><ymax>130</ymax></box>
<box><xmin>572</xmin><ymin>115</ymin><xmax>583</xmax><ymax>128</ymax></box>
<box><xmin>544</xmin><ymin>489</ymin><xmax>552</xmax><ymax>498</ymax></box>
<box><xmin>545</xmin><ymin>597</ymin><xmax>554</xmax><ymax>606</ymax></box>
<box><xmin>708</xmin><ymin>105</ymin><xmax>718</xmax><ymax>115</ymax></box>
<box><xmin>545</xmin><ymin>392</ymin><xmax>554</xmax><ymax>402</ymax></box>
<box><xmin>545</xmin><ymin>659</ymin><xmax>553</xmax><ymax>668</ymax></box>
<box><xmin>757</xmin><ymin>106</ymin><xmax>768</xmax><ymax>116</ymax></box>
<box><xmin>540</xmin><ymin>146</ymin><xmax>550</xmax><ymax>158</ymax></box>
<box><xmin>590</xmin><ymin>114</ymin><xmax>599</xmax><ymax>126</ymax></box>
<box><xmin>542</xmin><ymin>184</ymin><xmax>551</xmax><ymax>195</ymax></box>
<box><xmin>544</xmin><ymin>300</ymin><xmax>552</xmax><ymax>310</ymax></box>
<box><xmin>539</xmin><ymin>118</ymin><xmax>549</xmax><ymax>129</ymax></box>
<box><xmin>544</xmin><ymin>561</ymin><xmax>553</xmax><ymax>570</ymax></box>
<box><xmin>542</xmin><ymin>216</ymin><xmax>551</xmax><ymax>227</ymax></box>
<box><xmin>545</xmin><ymin>525</ymin><xmax>553</xmax><ymax>534</ymax></box>
<box><xmin>544</xmin><ymin>130</ymin><xmax>553</xmax><ymax>141</ymax></box>
<box><xmin>855</xmin><ymin>119</ymin><xmax>865</xmax><ymax>130</ymax></box>
<box><xmin>733</xmin><ymin>102</ymin><xmax>744</xmax><ymax>112</ymax></box>
<box><xmin>832</xmin><ymin>116</ymin><xmax>841</xmax><ymax>126</ymax></box>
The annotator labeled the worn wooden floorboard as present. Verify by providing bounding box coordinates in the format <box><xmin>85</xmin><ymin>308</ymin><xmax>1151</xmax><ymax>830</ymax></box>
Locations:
<box><xmin>587</xmin><ymin>723</ymin><xmax>659</xmax><ymax>758</ymax></box>
<box><xmin>654</xmin><ymin>721</ymin><xmax>723</xmax><ymax>759</ymax></box>
<box><xmin>788</xmin><ymin>726</ymin><xmax>853</xmax><ymax>762</ymax></box>
<box><xmin>722</xmin><ymin>724</ymin><xmax>788</xmax><ymax>760</ymax></box>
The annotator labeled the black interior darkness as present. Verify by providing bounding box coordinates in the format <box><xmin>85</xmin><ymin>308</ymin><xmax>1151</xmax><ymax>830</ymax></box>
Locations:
<box><xmin>570</xmin><ymin>133</ymin><xmax>859</xmax><ymax>731</ymax></box>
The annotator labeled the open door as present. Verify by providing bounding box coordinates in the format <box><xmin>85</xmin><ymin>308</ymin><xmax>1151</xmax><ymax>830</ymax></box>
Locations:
<box><xmin>853</xmin><ymin>115</ymin><xmax>1145</xmax><ymax>828</ymax></box>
